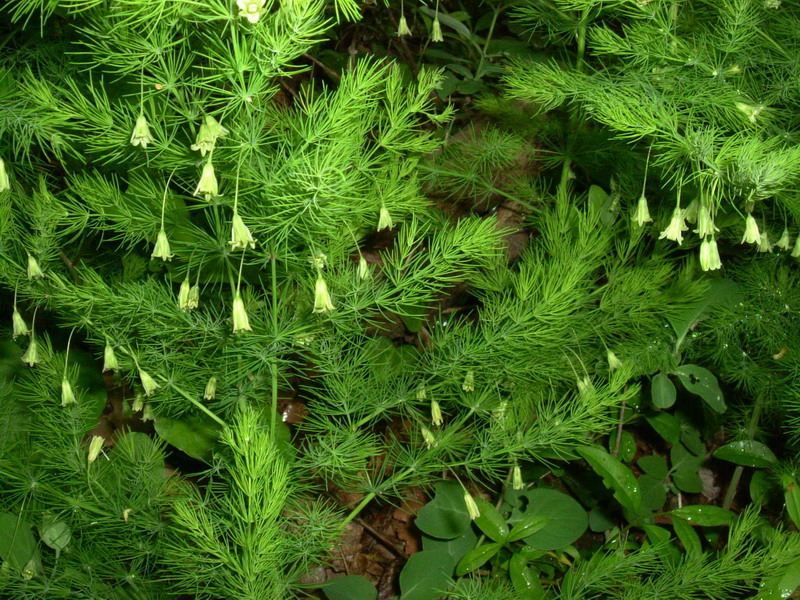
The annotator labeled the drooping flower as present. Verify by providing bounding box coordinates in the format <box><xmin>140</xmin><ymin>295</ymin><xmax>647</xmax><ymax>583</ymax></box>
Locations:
<box><xmin>659</xmin><ymin>206</ymin><xmax>688</xmax><ymax>245</ymax></box>
<box><xmin>513</xmin><ymin>465</ymin><xmax>524</xmax><ymax>491</ymax></box>
<box><xmin>193</xmin><ymin>160</ymin><xmax>220</xmax><ymax>201</ymax></box>
<box><xmin>775</xmin><ymin>228</ymin><xmax>791</xmax><ymax>251</ymax></box>
<box><xmin>462</xmin><ymin>370</ymin><xmax>475</xmax><ymax>392</ymax></box>
<box><xmin>683</xmin><ymin>199</ymin><xmax>699</xmax><ymax>224</ymax></box>
<box><xmin>87</xmin><ymin>435</ymin><xmax>105</xmax><ymax>463</ymax></box>
<box><xmin>741</xmin><ymin>214</ymin><xmax>760</xmax><ymax>244</ymax></box>
<box><xmin>203</xmin><ymin>376</ymin><xmax>217</xmax><ymax>401</ymax></box>
<box><xmin>464</xmin><ymin>490</ymin><xmax>481</xmax><ymax>520</ymax></box>
<box><xmin>632</xmin><ymin>194</ymin><xmax>652</xmax><ymax>227</ymax></box>
<box><xmin>229</xmin><ymin>212</ymin><xmax>257</xmax><ymax>250</ymax></box>
<box><xmin>758</xmin><ymin>230</ymin><xmax>773</xmax><ymax>253</ymax></box>
<box><xmin>421</xmin><ymin>426</ymin><xmax>436</xmax><ymax>449</ymax></box>
<box><xmin>12</xmin><ymin>307</ymin><xmax>29</xmax><ymax>338</ymax></box>
<box><xmin>142</xmin><ymin>404</ymin><xmax>154</xmax><ymax>421</ymax></box>
<box><xmin>699</xmin><ymin>237</ymin><xmax>722</xmax><ymax>271</ymax></box>
<box><xmin>377</xmin><ymin>204</ymin><xmax>394</xmax><ymax>231</ymax></box>
<box><xmin>313</xmin><ymin>276</ymin><xmax>334</xmax><ymax>313</ymax></box>
<box><xmin>607</xmin><ymin>350</ymin><xmax>622</xmax><ymax>371</ymax></box>
<box><xmin>0</xmin><ymin>157</ymin><xmax>10</xmax><ymax>193</ymax></box>
<box><xmin>103</xmin><ymin>342</ymin><xmax>119</xmax><ymax>372</ymax></box>
<box><xmin>190</xmin><ymin>115</ymin><xmax>229</xmax><ymax>156</ymax></box>
<box><xmin>397</xmin><ymin>14</ymin><xmax>411</xmax><ymax>36</ymax></box>
<box><xmin>27</xmin><ymin>254</ymin><xmax>44</xmax><ymax>279</ymax></box>
<box><xmin>22</xmin><ymin>337</ymin><xmax>40</xmax><ymax>366</ymax></box>
<box><xmin>61</xmin><ymin>378</ymin><xmax>77</xmax><ymax>407</ymax></box>
<box><xmin>693</xmin><ymin>204</ymin><xmax>719</xmax><ymax>237</ymax></box>
<box><xmin>187</xmin><ymin>284</ymin><xmax>200</xmax><ymax>310</ymax></box>
<box><xmin>431</xmin><ymin>399</ymin><xmax>443</xmax><ymax>426</ymax></box>
<box><xmin>357</xmin><ymin>256</ymin><xmax>369</xmax><ymax>279</ymax></box>
<box><xmin>139</xmin><ymin>367</ymin><xmax>159</xmax><ymax>396</ymax></box>
<box><xmin>232</xmin><ymin>292</ymin><xmax>252</xmax><ymax>333</ymax></box>
<box><xmin>237</xmin><ymin>0</ymin><xmax>267</xmax><ymax>23</ymax></box>
<box><xmin>431</xmin><ymin>18</ymin><xmax>444</xmax><ymax>42</ymax></box>
<box><xmin>130</xmin><ymin>113</ymin><xmax>155</xmax><ymax>148</ymax></box>
<box><xmin>151</xmin><ymin>227</ymin><xmax>174</xmax><ymax>261</ymax></box>
<box><xmin>178</xmin><ymin>276</ymin><xmax>192</xmax><ymax>311</ymax></box>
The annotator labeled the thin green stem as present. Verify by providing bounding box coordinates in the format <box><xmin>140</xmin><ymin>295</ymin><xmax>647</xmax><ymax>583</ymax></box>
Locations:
<box><xmin>169</xmin><ymin>382</ymin><xmax>228</xmax><ymax>427</ymax></box>
<box><xmin>722</xmin><ymin>395</ymin><xmax>764</xmax><ymax>510</ymax></box>
<box><xmin>270</xmin><ymin>254</ymin><xmax>278</xmax><ymax>436</ymax></box>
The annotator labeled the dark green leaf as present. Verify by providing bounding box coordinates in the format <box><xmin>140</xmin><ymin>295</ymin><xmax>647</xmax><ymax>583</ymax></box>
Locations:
<box><xmin>473</xmin><ymin>498</ymin><xmax>508</xmax><ymax>543</ymax></box>
<box><xmin>673</xmin><ymin>365</ymin><xmax>725</xmax><ymax>413</ymax></box>
<box><xmin>667</xmin><ymin>279</ymin><xmax>742</xmax><ymax>347</ymax></box>
<box><xmin>40</xmin><ymin>521</ymin><xmax>71</xmax><ymax>553</ymax></box>
<box><xmin>782</xmin><ymin>475</ymin><xmax>800</xmax><ymax>529</ymax></box>
<box><xmin>507</xmin><ymin>515</ymin><xmax>549</xmax><ymax>542</ymax></box>
<box><xmin>325</xmin><ymin>575</ymin><xmax>377</xmax><ymax>600</ymax></box>
<box><xmin>415</xmin><ymin>480</ymin><xmax>470</xmax><ymax>539</ymax></box>
<box><xmin>639</xmin><ymin>474</ymin><xmax>667</xmax><ymax>512</ymax></box>
<box><xmin>0</xmin><ymin>512</ymin><xmax>41</xmax><ymax>577</ymax></box>
<box><xmin>755</xmin><ymin>556</ymin><xmax>800</xmax><ymax>600</ymax></box>
<box><xmin>608</xmin><ymin>429</ymin><xmax>636</xmax><ymax>463</ymax></box>
<box><xmin>455</xmin><ymin>543</ymin><xmax>502</xmax><ymax>576</ymax></box>
<box><xmin>154</xmin><ymin>413</ymin><xmax>221</xmax><ymax>462</ymax></box>
<box><xmin>588</xmin><ymin>505</ymin><xmax>615</xmax><ymax>532</ymax></box>
<box><xmin>670</xmin><ymin>443</ymin><xmax>704</xmax><ymax>494</ymax></box>
<box><xmin>714</xmin><ymin>440</ymin><xmax>778</xmax><ymax>468</ymax></box>
<box><xmin>646</xmin><ymin>413</ymin><xmax>681</xmax><ymax>444</ymax></box>
<box><xmin>670</xmin><ymin>505</ymin><xmax>735</xmax><ymax>526</ymax></box>
<box><xmin>638</xmin><ymin>455</ymin><xmax>668</xmax><ymax>480</ymax></box>
<box><xmin>508</xmin><ymin>489</ymin><xmax>587</xmax><ymax>550</ymax></box>
<box><xmin>672</xmin><ymin>516</ymin><xmax>702</xmax><ymax>555</ymax></box>
<box><xmin>509</xmin><ymin>553</ymin><xmax>544</xmax><ymax>599</ymax></box>
<box><xmin>400</xmin><ymin>551</ymin><xmax>453</xmax><ymax>600</ymax></box>
<box><xmin>578</xmin><ymin>446</ymin><xmax>641</xmax><ymax>515</ymax></box>
<box><xmin>422</xmin><ymin>527</ymin><xmax>478</xmax><ymax>572</ymax></box>
<box><xmin>651</xmin><ymin>373</ymin><xmax>676</xmax><ymax>409</ymax></box>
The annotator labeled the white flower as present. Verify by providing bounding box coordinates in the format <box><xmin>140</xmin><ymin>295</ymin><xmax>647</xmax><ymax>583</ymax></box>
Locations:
<box><xmin>683</xmin><ymin>199</ymin><xmax>699</xmax><ymax>224</ymax></box>
<box><xmin>232</xmin><ymin>292</ymin><xmax>252</xmax><ymax>333</ymax></box>
<box><xmin>421</xmin><ymin>426</ymin><xmax>436</xmax><ymax>449</ymax></box>
<box><xmin>431</xmin><ymin>18</ymin><xmax>444</xmax><ymax>42</ymax></box>
<box><xmin>397</xmin><ymin>14</ymin><xmax>411</xmax><ymax>36</ymax></box>
<box><xmin>431</xmin><ymin>400</ymin><xmax>443</xmax><ymax>426</ymax></box>
<box><xmin>178</xmin><ymin>276</ymin><xmax>192</xmax><ymax>311</ymax></box>
<box><xmin>607</xmin><ymin>350</ymin><xmax>622</xmax><ymax>371</ymax></box>
<box><xmin>87</xmin><ymin>435</ymin><xmax>105</xmax><ymax>463</ymax></box>
<box><xmin>462</xmin><ymin>371</ymin><xmax>475</xmax><ymax>392</ymax></box>
<box><xmin>237</xmin><ymin>0</ymin><xmax>267</xmax><ymax>23</ymax></box>
<box><xmin>659</xmin><ymin>207</ymin><xmax>688</xmax><ymax>245</ymax></box>
<box><xmin>513</xmin><ymin>465</ymin><xmax>524</xmax><ymax>491</ymax></box>
<box><xmin>130</xmin><ymin>113</ymin><xmax>155</xmax><ymax>148</ymax></box>
<box><xmin>12</xmin><ymin>307</ymin><xmax>29</xmax><ymax>338</ymax></box>
<box><xmin>741</xmin><ymin>214</ymin><xmax>760</xmax><ymax>244</ymax></box>
<box><xmin>203</xmin><ymin>376</ymin><xmax>217</xmax><ymax>400</ymax></box>
<box><xmin>229</xmin><ymin>212</ymin><xmax>257</xmax><ymax>250</ymax></box>
<box><xmin>758</xmin><ymin>230</ymin><xmax>773</xmax><ymax>253</ymax></box>
<box><xmin>190</xmin><ymin>115</ymin><xmax>229</xmax><ymax>156</ymax></box>
<box><xmin>693</xmin><ymin>204</ymin><xmax>718</xmax><ymax>237</ymax></box>
<box><xmin>699</xmin><ymin>237</ymin><xmax>722</xmax><ymax>271</ymax></box>
<box><xmin>194</xmin><ymin>160</ymin><xmax>220</xmax><ymax>201</ymax></box>
<box><xmin>377</xmin><ymin>204</ymin><xmax>394</xmax><ymax>231</ymax></box>
<box><xmin>151</xmin><ymin>227</ymin><xmax>174</xmax><ymax>261</ymax></box>
<box><xmin>632</xmin><ymin>194</ymin><xmax>652</xmax><ymax>227</ymax></box>
<box><xmin>27</xmin><ymin>254</ymin><xmax>44</xmax><ymax>279</ymax></box>
<box><xmin>61</xmin><ymin>378</ymin><xmax>77</xmax><ymax>407</ymax></box>
<box><xmin>139</xmin><ymin>368</ymin><xmax>159</xmax><ymax>396</ymax></box>
<box><xmin>463</xmin><ymin>490</ymin><xmax>481</xmax><ymax>520</ymax></box>
<box><xmin>22</xmin><ymin>337</ymin><xmax>40</xmax><ymax>366</ymax></box>
<box><xmin>187</xmin><ymin>284</ymin><xmax>200</xmax><ymax>310</ymax></box>
<box><xmin>313</xmin><ymin>276</ymin><xmax>334</xmax><ymax>313</ymax></box>
<box><xmin>103</xmin><ymin>342</ymin><xmax>119</xmax><ymax>372</ymax></box>
<box><xmin>358</xmin><ymin>256</ymin><xmax>369</xmax><ymax>279</ymax></box>
<box><xmin>775</xmin><ymin>228</ymin><xmax>791</xmax><ymax>251</ymax></box>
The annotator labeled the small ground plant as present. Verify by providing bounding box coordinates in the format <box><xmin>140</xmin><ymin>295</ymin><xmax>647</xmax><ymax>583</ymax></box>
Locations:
<box><xmin>1</xmin><ymin>1</ymin><xmax>799</xmax><ymax>599</ymax></box>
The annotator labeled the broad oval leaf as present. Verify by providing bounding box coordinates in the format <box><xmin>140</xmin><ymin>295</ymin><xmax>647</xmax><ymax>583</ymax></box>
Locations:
<box><xmin>651</xmin><ymin>373</ymin><xmax>676</xmax><ymax>409</ymax></box>
<box><xmin>673</xmin><ymin>364</ymin><xmax>725</xmax><ymax>413</ymax></box>
<box><xmin>508</xmin><ymin>489</ymin><xmax>587</xmax><ymax>550</ymax></box>
<box><xmin>325</xmin><ymin>575</ymin><xmax>377</xmax><ymax>600</ymax></box>
<box><xmin>416</xmin><ymin>480</ymin><xmax>470</xmax><ymax>540</ymax></box>
<box><xmin>670</xmin><ymin>505</ymin><xmax>735</xmax><ymax>526</ymax></box>
<box><xmin>509</xmin><ymin>552</ymin><xmax>544</xmax><ymax>599</ymax></box>
<box><xmin>782</xmin><ymin>475</ymin><xmax>800</xmax><ymax>529</ymax></box>
<box><xmin>473</xmin><ymin>498</ymin><xmax>508</xmax><ymax>543</ymax></box>
<box><xmin>399</xmin><ymin>550</ymin><xmax>453</xmax><ymax>600</ymax></box>
<box><xmin>714</xmin><ymin>440</ymin><xmax>778</xmax><ymax>468</ymax></box>
<box><xmin>671</xmin><ymin>516</ymin><xmax>701</xmax><ymax>556</ymax></box>
<box><xmin>455</xmin><ymin>543</ymin><xmax>502</xmax><ymax>576</ymax></box>
<box><xmin>40</xmin><ymin>521</ymin><xmax>71</xmax><ymax>553</ymax></box>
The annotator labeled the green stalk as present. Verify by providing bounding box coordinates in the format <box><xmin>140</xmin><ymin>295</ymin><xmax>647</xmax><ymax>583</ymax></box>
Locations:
<box><xmin>722</xmin><ymin>394</ymin><xmax>764</xmax><ymax>510</ymax></box>
<box><xmin>270</xmin><ymin>254</ymin><xmax>279</xmax><ymax>436</ymax></box>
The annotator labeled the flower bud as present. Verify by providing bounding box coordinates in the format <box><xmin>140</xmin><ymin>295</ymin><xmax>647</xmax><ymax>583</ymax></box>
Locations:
<box><xmin>421</xmin><ymin>425</ymin><xmax>436</xmax><ymax>449</ymax></box>
<box><xmin>22</xmin><ymin>337</ymin><xmax>40</xmax><ymax>366</ymax></box>
<box><xmin>139</xmin><ymin>368</ymin><xmax>159</xmax><ymax>396</ymax></box>
<box><xmin>607</xmin><ymin>350</ymin><xmax>622</xmax><ymax>371</ymax></box>
<box><xmin>193</xmin><ymin>160</ymin><xmax>220</xmax><ymax>201</ymax></box>
<box><xmin>693</xmin><ymin>204</ymin><xmax>718</xmax><ymax>237</ymax></box>
<box><xmin>12</xmin><ymin>307</ymin><xmax>29</xmax><ymax>338</ymax></box>
<box><xmin>577</xmin><ymin>376</ymin><xmax>593</xmax><ymax>395</ymax></box>
<box><xmin>190</xmin><ymin>115</ymin><xmax>229</xmax><ymax>156</ymax></box>
<box><xmin>741</xmin><ymin>214</ymin><xmax>760</xmax><ymax>244</ymax></box>
<box><xmin>431</xmin><ymin>399</ymin><xmax>443</xmax><ymax>426</ymax></box>
<box><xmin>0</xmin><ymin>157</ymin><xmax>10</xmax><ymax>193</ymax></box>
<box><xmin>658</xmin><ymin>207</ymin><xmax>688</xmax><ymax>245</ymax></box>
<box><xmin>775</xmin><ymin>228</ymin><xmax>791</xmax><ymax>251</ymax></box>
<box><xmin>187</xmin><ymin>284</ymin><xmax>200</xmax><ymax>310</ymax></box>
<box><xmin>358</xmin><ymin>256</ymin><xmax>369</xmax><ymax>279</ymax></box>
<box><xmin>699</xmin><ymin>237</ymin><xmax>722</xmax><ymax>271</ymax></box>
<box><xmin>151</xmin><ymin>227</ymin><xmax>174</xmax><ymax>261</ymax></box>
<box><xmin>377</xmin><ymin>204</ymin><xmax>394</xmax><ymax>231</ymax></box>
<box><xmin>132</xmin><ymin>393</ymin><xmax>144</xmax><ymax>412</ymax></box>
<box><xmin>416</xmin><ymin>384</ymin><xmax>426</xmax><ymax>400</ymax></box>
<box><xmin>462</xmin><ymin>371</ymin><xmax>474</xmax><ymax>392</ymax></box>
<box><xmin>27</xmin><ymin>254</ymin><xmax>44</xmax><ymax>279</ymax></box>
<box><xmin>232</xmin><ymin>292</ymin><xmax>252</xmax><ymax>333</ymax></box>
<box><xmin>142</xmin><ymin>404</ymin><xmax>154</xmax><ymax>421</ymax></box>
<box><xmin>130</xmin><ymin>113</ymin><xmax>155</xmax><ymax>148</ymax></box>
<box><xmin>178</xmin><ymin>276</ymin><xmax>192</xmax><ymax>311</ymax></box>
<box><xmin>513</xmin><ymin>465</ymin><xmax>524</xmax><ymax>491</ymax></box>
<box><xmin>397</xmin><ymin>15</ymin><xmax>411</xmax><ymax>36</ymax></box>
<box><xmin>431</xmin><ymin>18</ymin><xmax>444</xmax><ymax>42</ymax></box>
<box><xmin>103</xmin><ymin>342</ymin><xmax>119</xmax><ymax>372</ymax></box>
<box><xmin>87</xmin><ymin>435</ymin><xmax>105</xmax><ymax>463</ymax></box>
<box><xmin>683</xmin><ymin>199</ymin><xmax>699</xmax><ymax>224</ymax></box>
<box><xmin>632</xmin><ymin>194</ymin><xmax>652</xmax><ymax>227</ymax></box>
<box><xmin>229</xmin><ymin>212</ymin><xmax>257</xmax><ymax>250</ymax></box>
<box><xmin>203</xmin><ymin>376</ymin><xmax>217</xmax><ymax>400</ymax></box>
<box><xmin>237</xmin><ymin>0</ymin><xmax>267</xmax><ymax>23</ymax></box>
<box><xmin>61</xmin><ymin>378</ymin><xmax>77</xmax><ymax>406</ymax></box>
<box><xmin>313</xmin><ymin>276</ymin><xmax>335</xmax><ymax>313</ymax></box>
<box><xmin>464</xmin><ymin>490</ymin><xmax>481</xmax><ymax>520</ymax></box>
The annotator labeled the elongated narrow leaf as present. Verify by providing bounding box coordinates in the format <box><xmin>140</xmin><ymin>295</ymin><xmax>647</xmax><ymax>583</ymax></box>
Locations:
<box><xmin>670</xmin><ymin>505</ymin><xmax>735</xmax><ymax>526</ymax></box>
<box><xmin>578</xmin><ymin>446</ymin><xmax>641</xmax><ymax>516</ymax></box>
<box><xmin>714</xmin><ymin>440</ymin><xmax>778</xmax><ymax>468</ymax></box>
<box><xmin>473</xmin><ymin>498</ymin><xmax>508</xmax><ymax>543</ymax></box>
